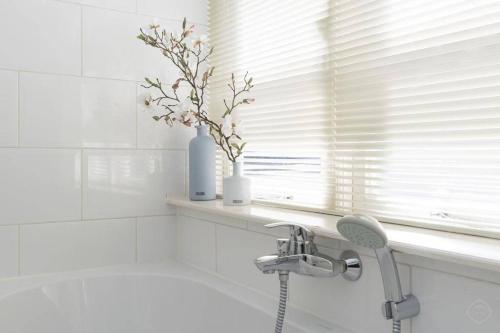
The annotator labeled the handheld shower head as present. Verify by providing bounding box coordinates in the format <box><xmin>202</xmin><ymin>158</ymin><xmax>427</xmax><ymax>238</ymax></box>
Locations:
<box><xmin>337</xmin><ymin>215</ymin><xmax>404</xmax><ymax>303</ymax></box>
<box><xmin>337</xmin><ymin>215</ymin><xmax>387</xmax><ymax>249</ymax></box>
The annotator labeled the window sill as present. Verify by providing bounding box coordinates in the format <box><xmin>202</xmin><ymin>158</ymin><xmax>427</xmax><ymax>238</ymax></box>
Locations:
<box><xmin>167</xmin><ymin>196</ymin><xmax>500</xmax><ymax>273</ymax></box>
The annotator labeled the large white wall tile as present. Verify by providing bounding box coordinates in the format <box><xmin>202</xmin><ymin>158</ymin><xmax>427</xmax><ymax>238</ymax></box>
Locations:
<box><xmin>83</xmin><ymin>150</ymin><xmax>184</xmax><ymax>219</ymax></box>
<box><xmin>0</xmin><ymin>0</ymin><xmax>81</xmax><ymax>75</ymax></box>
<box><xmin>20</xmin><ymin>73</ymin><xmax>82</xmax><ymax>147</ymax></box>
<box><xmin>83</xmin><ymin>8</ymin><xmax>177</xmax><ymax>81</ymax></box>
<box><xmin>57</xmin><ymin>0</ymin><xmax>136</xmax><ymax>12</ymax></box>
<box><xmin>81</xmin><ymin>78</ymin><xmax>137</xmax><ymax>148</ymax></box>
<box><xmin>138</xmin><ymin>0</ymin><xmax>208</xmax><ymax>24</ymax></box>
<box><xmin>412</xmin><ymin>267</ymin><xmax>500</xmax><ymax>333</ymax></box>
<box><xmin>20</xmin><ymin>74</ymin><xmax>137</xmax><ymax>148</ymax></box>
<box><xmin>0</xmin><ymin>71</ymin><xmax>18</xmax><ymax>146</ymax></box>
<box><xmin>0</xmin><ymin>149</ymin><xmax>81</xmax><ymax>224</ymax></box>
<box><xmin>138</xmin><ymin>215</ymin><xmax>176</xmax><ymax>262</ymax></box>
<box><xmin>20</xmin><ymin>219</ymin><xmax>136</xmax><ymax>274</ymax></box>
<box><xmin>216</xmin><ymin>225</ymin><xmax>279</xmax><ymax>296</ymax></box>
<box><xmin>177</xmin><ymin>215</ymin><xmax>216</xmax><ymax>271</ymax></box>
<box><xmin>0</xmin><ymin>226</ymin><xmax>19</xmax><ymax>279</ymax></box>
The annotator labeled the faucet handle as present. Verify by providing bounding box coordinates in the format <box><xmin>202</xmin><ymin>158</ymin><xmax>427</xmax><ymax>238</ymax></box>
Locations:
<box><xmin>265</xmin><ymin>222</ymin><xmax>316</xmax><ymax>255</ymax></box>
<box><xmin>265</xmin><ymin>222</ymin><xmax>315</xmax><ymax>241</ymax></box>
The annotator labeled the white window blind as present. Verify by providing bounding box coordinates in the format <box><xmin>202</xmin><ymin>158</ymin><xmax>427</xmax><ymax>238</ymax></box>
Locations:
<box><xmin>209</xmin><ymin>0</ymin><xmax>500</xmax><ymax>235</ymax></box>
<box><xmin>209</xmin><ymin>0</ymin><xmax>336</xmax><ymax>210</ymax></box>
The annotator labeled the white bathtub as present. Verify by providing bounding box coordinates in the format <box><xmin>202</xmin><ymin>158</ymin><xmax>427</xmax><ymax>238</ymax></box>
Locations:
<box><xmin>0</xmin><ymin>261</ymin><xmax>352</xmax><ymax>333</ymax></box>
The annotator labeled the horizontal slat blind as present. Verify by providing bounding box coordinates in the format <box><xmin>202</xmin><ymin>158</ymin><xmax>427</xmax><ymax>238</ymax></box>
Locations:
<box><xmin>334</xmin><ymin>0</ymin><xmax>500</xmax><ymax>233</ymax></box>
<box><xmin>209</xmin><ymin>0</ymin><xmax>335</xmax><ymax>209</ymax></box>
<box><xmin>210</xmin><ymin>0</ymin><xmax>500</xmax><ymax>234</ymax></box>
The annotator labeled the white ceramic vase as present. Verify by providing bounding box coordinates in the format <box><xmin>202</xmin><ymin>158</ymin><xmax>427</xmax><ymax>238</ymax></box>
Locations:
<box><xmin>223</xmin><ymin>161</ymin><xmax>251</xmax><ymax>206</ymax></box>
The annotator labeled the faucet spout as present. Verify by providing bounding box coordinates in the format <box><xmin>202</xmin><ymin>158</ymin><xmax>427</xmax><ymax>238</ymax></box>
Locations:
<box><xmin>255</xmin><ymin>253</ymin><xmax>347</xmax><ymax>278</ymax></box>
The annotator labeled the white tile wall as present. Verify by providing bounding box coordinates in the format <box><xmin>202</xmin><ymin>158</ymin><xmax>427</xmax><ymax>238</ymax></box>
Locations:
<box><xmin>0</xmin><ymin>0</ymin><xmax>81</xmax><ymax>75</ymax></box>
<box><xmin>176</xmin><ymin>210</ymin><xmax>500</xmax><ymax>333</ymax></box>
<box><xmin>216</xmin><ymin>224</ymin><xmax>279</xmax><ymax>295</ymax></box>
<box><xmin>56</xmin><ymin>0</ymin><xmax>137</xmax><ymax>12</ymax></box>
<box><xmin>0</xmin><ymin>70</ymin><xmax>18</xmax><ymax>146</ymax></box>
<box><xmin>0</xmin><ymin>226</ymin><xmax>19</xmax><ymax>278</ymax></box>
<box><xmin>83</xmin><ymin>8</ymin><xmax>178</xmax><ymax>81</ymax></box>
<box><xmin>81</xmin><ymin>78</ymin><xmax>137</xmax><ymax>148</ymax></box>
<box><xmin>176</xmin><ymin>215</ymin><xmax>216</xmax><ymax>271</ymax></box>
<box><xmin>412</xmin><ymin>267</ymin><xmax>500</xmax><ymax>332</ymax></box>
<box><xmin>20</xmin><ymin>74</ymin><xmax>137</xmax><ymax>148</ymax></box>
<box><xmin>82</xmin><ymin>150</ymin><xmax>184</xmax><ymax>219</ymax></box>
<box><xmin>0</xmin><ymin>149</ymin><xmax>81</xmax><ymax>225</ymax></box>
<box><xmin>0</xmin><ymin>0</ymin><xmax>205</xmax><ymax>279</ymax></box>
<box><xmin>20</xmin><ymin>218</ymin><xmax>136</xmax><ymax>274</ymax></box>
<box><xmin>138</xmin><ymin>0</ymin><xmax>208</xmax><ymax>25</ymax></box>
<box><xmin>137</xmin><ymin>215</ymin><xmax>176</xmax><ymax>262</ymax></box>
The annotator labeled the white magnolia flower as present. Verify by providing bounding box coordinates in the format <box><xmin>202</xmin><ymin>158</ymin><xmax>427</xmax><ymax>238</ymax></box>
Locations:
<box><xmin>181</xmin><ymin>111</ymin><xmax>196</xmax><ymax>127</ymax></box>
<box><xmin>138</xmin><ymin>92</ymin><xmax>155</xmax><ymax>109</ymax></box>
<box><xmin>221</xmin><ymin>116</ymin><xmax>233</xmax><ymax>137</ymax></box>
<box><xmin>233</xmin><ymin>120</ymin><xmax>244</xmax><ymax>137</ymax></box>
<box><xmin>192</xmin><ymin>34</ymin><xmax>208</xmax><ymax>48</ymax></box>
<box><xmin>143</xmin><ymin>18</ymin><xmax>160</xmax><ymax>35</ymax></box>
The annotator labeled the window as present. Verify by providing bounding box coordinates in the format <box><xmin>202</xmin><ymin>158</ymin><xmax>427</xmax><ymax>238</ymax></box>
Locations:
<box><xmin>209</xmin><ymin>0</ymin><xmax>500</xmax><ymax>236</ymax></box>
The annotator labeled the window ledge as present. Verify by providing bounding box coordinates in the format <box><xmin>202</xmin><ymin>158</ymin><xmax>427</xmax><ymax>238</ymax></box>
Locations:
<box><xmin>167</xmin><ymin>197</ymin><xmax>500</xmax><ymax>273</ymax></box>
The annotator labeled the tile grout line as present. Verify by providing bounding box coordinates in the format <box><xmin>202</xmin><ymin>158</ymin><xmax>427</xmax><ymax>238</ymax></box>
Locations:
<box><xmin>17</xmin><ymin>71</ymin><xmax>20</xmax><ymax>147</ymax></box>
<box><xmin>17</xmin><ymin>225</ymin><xmax>21</xmax><ymax>276</ymax></box>
<box><xmin>81</xmin><ymin>148</ymin><xmax>84</xmax><ymax>220</ymax></box>
<box><xmin>48</xmin><ymin>0</ymin><xmax>207</xmax><ymax>27</ymax></box>
<box><xmin>81</xmin><ymin>5</ymin><xmax>84</xmax><ymax>77</ymax></box>
<box><xmin>0</xmin><ymin>146</ymin><xmax>186</xmax><ymax>151</ymax></box>
<box><xmin>135</xmin><ymin>84</ymin><xmax>139</xmax><ymax>149</ymax></box>
<box><xmin>135</xmin><ymin>217</ymin><xmax>139</xmax><ymax>262</ymax></box>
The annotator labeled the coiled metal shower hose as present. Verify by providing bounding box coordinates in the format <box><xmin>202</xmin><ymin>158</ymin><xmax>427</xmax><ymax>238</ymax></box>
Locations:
<box><xmin>392</xmin><ymin>320</ymin><xmax>401</xmax><ymax>333</ymax></box>
<box><xmin>274</xmin><ymin>272</ymin><xmax>289</xmax><ymax>333</ymax></box>
<box><xmin>273</xmin><ymin>272</ymin><xmax>401</xmax><ymax>333</ymax></box>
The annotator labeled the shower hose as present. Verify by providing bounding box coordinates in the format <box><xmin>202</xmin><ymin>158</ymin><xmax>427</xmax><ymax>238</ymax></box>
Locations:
<box><xmin>274</xmin><ymin>272</ymin><xmax>289</xmax><ymax>333</ymax></box>
<box><xmin>273</xmin><ymin>272</ymin><xmax>401</xmax><ymax>333</ymax></box>
<box><xmin>392</xmin><ymin>320</ymin><xmax>401</xmax><ymax>333</ymax></box>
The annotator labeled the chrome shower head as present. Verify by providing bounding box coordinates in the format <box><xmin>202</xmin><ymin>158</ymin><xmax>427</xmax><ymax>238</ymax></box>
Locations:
<box><xmin>337</xmin><ymin>215</ymin><xmax>387</xmax><ymax>249</ymax></box>
<box><xmin>337</xmin><ymin>214</ymin><xmax>404</xmax><ymax>303</ymax></box>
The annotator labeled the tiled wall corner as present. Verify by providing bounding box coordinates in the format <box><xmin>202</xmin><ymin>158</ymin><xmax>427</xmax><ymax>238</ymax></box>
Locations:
<box><xmin>0</xmin><ymin>0</ymin><xmax>206</xmax><ymax>278</ymax></box>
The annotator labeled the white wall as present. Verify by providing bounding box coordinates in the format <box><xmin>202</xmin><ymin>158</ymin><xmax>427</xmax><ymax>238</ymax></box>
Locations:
<box><xmin>0</xmin><ymin>0</ymin><xmax>206</xmax><ymax>277</ymax></box>
<box><xmin>177</xmin><ymin>208</ymin><xmax>500</xmax><ymax>333</ymax></box>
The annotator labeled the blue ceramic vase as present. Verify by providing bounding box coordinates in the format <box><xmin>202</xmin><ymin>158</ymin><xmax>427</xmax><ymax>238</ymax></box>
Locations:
<box><xmin>189</xmin><ymin>125</ymin><xmax>216</xmax><ymax>200</ymax></box>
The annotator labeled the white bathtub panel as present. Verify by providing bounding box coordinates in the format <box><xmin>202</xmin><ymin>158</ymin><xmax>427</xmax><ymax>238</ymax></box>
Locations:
<box><xmin>0</xmin><ymin>0</ymin><xmax>80</xmax><ymax>75</ymax></box>
<box><xmin>137</xmin><ymin>216</ymin><xmax>176</xmax><ymax>262</ymax></box>
<box><xmin>412</xmin><ymin>267</ymin><xmax>500</xmax><ymax>333</ymax></box>
<box><xmin>83</xmin><ymin>150</ymin><xmax>184</xmax><ymax>219</ymax></box>
<box><xmin>0</xmin><ymin>149</ymin><xmax>81</xmax><ymax>224</ymax></box>
<box><xmin>177</xmin><ymin>215</ymin><xmax>216</xmax><ymax>271</ymax></box>
<box><xmin>0</xmin><ymin>70</ymin><xmax>18</xmax><ymax>146</ymax></box>
<box><xmin>20</xmin><ymin>219</ymin><xmax>136</xmax><ymax>274</ymax></box>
